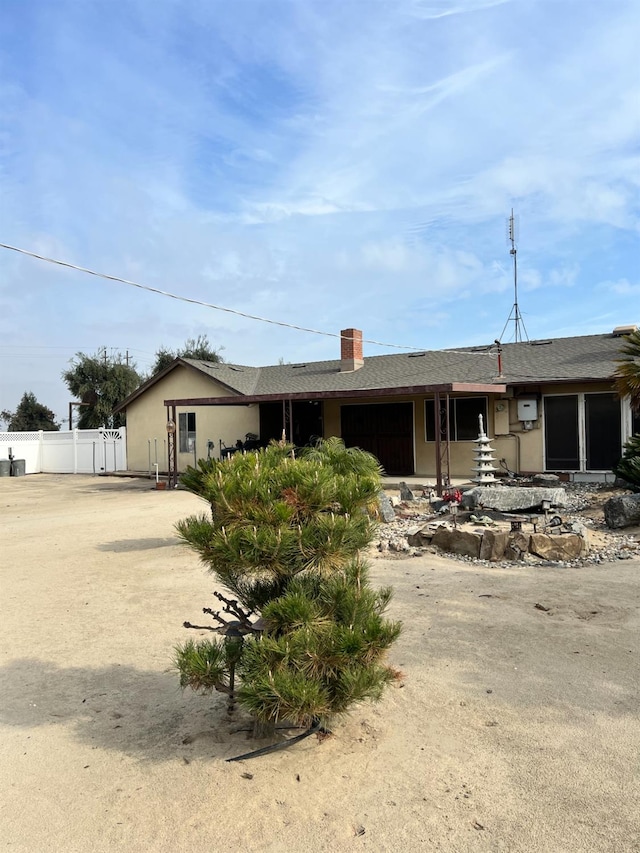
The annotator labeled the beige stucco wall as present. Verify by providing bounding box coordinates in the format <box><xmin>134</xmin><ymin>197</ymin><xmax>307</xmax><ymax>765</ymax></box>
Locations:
<box><xmin>124</xmin><ymin>366</ymin><xmax>259</xmax><ymax>472</ymax></box>
<box><xmin>490</xmin><ymin>382</ymin><xmax>618</xmax><ymax>475</ymax></box>
<box><xmin>323</xmin><ymin>393</ymin><xmax>514</xmax><ymax>478</ymax></box>
<box><xmin>125</xmin><ymin>375</ymin><xmax>620</xmax><ymax>478</ymax></box>
<box><xmin>323</xmin><ymin>382</ymin><xmax>619</xmax><ymax>478</ymax></box>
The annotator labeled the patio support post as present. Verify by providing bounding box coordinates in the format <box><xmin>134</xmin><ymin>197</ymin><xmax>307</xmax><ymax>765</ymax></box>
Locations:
<box><xmin>288</xmin><ymin>399</ymin><xmax>293</xmax><ymax>444</ymax></box>
<box><xmin>434</xmin><ymin>392</ymin><xmax>451</xmax><ymax>496</ymax></box>
<box><xmin>167</xmin><ymin>405</ymin><xmax>178</xmax><ymax>488</ymax></box>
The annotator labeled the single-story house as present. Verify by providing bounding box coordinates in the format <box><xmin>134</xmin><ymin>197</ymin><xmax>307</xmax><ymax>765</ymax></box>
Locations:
<box><xmin>114</xmin><ymin>325</ymin><xmax>639</xmax><ymax>484</ymax></box>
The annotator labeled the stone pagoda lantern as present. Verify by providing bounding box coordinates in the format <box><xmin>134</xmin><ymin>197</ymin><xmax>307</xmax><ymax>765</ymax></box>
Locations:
<box><xmin>471</xmin><ymin>414</ymin><xmax>497</xmax><ymax>485</ymax></box>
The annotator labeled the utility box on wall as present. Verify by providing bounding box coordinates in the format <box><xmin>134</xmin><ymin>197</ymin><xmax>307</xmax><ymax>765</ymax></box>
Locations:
<box><xmin>517</xmin><ymin>399</ymin><xmax>538</xmax><ymax>422</ymax></box>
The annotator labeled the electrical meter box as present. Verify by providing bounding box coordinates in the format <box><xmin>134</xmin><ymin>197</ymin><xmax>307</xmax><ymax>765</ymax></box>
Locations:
<box><xmin>517</xmin><ymin>399</ymin><xmax>538</xmax><ymax>421</ymax></box>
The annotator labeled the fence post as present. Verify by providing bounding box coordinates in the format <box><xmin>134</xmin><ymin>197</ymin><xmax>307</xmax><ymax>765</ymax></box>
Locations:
<box><xmin>73</xmin><ymin>429</ymin><xmax>79</xmax><ymax>474</ymax></box>
<box><xmin>120</xmin><ymin>426</ymin><xmax>127</xmax><ymax>471</ymax></box>
<box><xmin>38</xmin><ymin>430</ymin><xmax>44</xmax><ymax>474</ymax></box>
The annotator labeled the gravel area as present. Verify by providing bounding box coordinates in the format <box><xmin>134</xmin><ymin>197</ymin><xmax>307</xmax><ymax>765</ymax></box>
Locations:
<box><xmin>375</xmin><ymin>482</ymin><xmax>640</xmax><ymax>568</ymax></box>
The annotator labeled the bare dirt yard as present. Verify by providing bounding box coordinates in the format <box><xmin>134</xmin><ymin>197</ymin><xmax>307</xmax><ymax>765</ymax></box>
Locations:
<box><xmin>1</xmin><ymin>475</ymin><xmax>639</xmax><ymax>852</ymax></box>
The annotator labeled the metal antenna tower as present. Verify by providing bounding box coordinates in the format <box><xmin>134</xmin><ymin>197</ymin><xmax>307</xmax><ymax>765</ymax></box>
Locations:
<box><xmin>498</xmin><ymin>209</ymin><xmax>528</xmax><ymax>343</ymax></box>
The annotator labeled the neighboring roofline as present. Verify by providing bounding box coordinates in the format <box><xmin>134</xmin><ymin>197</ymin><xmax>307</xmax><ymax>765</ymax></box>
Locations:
<box><xmin>114</xmin><ymin>357</ymin><xmax>241</xmax><ymax>413</ymax></box>
<box><xmin>163</xmin><ymin>382</ymin><xmax>508</xmax><ymax>407</ymax></box>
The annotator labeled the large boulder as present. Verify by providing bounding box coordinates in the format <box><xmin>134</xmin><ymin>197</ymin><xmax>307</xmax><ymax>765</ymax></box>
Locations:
<box><xmin>603</xmin><ymin>494</ymin><xmax>640</xmax><ymax>529</ymax></box>
<box><xmin>431</xmin><ymin>527</ymin><xmax>481</xmax><ymax>559</ymax></box>
<box><xmin>479</xmin><ymin>529</ymin><xmax>509</xmax><ymax>561</ymax></box>
<box><xmin>399</xmin><ymin>481</ymin><xmax>415</xmax><ymax>501</ymax></box>
<box><xmin>462</xmin><ymin>487</ymin><xmax>566</xmax><ymax>512</ymax></box>
<box><xmin>529</xmin><ymin>533</ymin><xmax>586</xmax><ymax>561</ymax></box>
<box><xmin>378</xmin><ymin>491</ymin><xmax>397</xmax><ymax>523</ymax></box>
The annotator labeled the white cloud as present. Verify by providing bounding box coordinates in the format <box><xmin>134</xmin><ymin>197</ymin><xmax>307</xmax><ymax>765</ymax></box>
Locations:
<box><xmin>599</xmin><ymin>278</ymin><xmax>640</xmax><ymax>296</ymax></box>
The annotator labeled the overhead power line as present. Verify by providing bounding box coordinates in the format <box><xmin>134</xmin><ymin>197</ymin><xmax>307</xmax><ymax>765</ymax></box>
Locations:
<box><xmin>0</xmin><ymin>241</ymin><xmax>495</xmax><ymax>358</ymax></box>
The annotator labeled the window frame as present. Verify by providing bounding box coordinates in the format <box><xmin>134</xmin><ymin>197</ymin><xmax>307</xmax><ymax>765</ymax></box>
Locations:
<box><xmin>178</xmin><ymin>411</ymin><xmax>197</xmax><ymax>454</ymax></box>
<box><xmin>424</xmin><ymin>396</ymin><xmax>488</xmax><ymax>443</ymax></box>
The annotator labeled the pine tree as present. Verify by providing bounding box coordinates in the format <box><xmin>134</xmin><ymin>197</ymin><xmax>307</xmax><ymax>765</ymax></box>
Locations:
<box><xmin>174</xmin><ymin>438</ymin><xmax>401</xmax><ymax>733</ymax></box>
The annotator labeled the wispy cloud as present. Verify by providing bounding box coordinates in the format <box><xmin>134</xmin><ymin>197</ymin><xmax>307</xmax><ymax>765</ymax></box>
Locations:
<box><xmin>599</xmin><ymin>278</ymin><xmax>640</xmax><ymax>296</ymax></box>
<box><xmin>404</xmin><ymin>0</ymin><xmax>512</xmax><ymax>20</ymax></box>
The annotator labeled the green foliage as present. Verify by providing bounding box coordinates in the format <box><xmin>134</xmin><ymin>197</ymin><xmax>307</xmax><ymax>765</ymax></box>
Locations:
<box><xmin>176</xmin><ymin>438</ymin><xmax>383</xmax><ymax>611</ymax></box>
<box><xmin>174</xmin><ymin>638</ymin><xmax>227</xmax><ymax>692</ymax></box>
<box><xmin>62</xmin><ymin>350</ymin><xmax>141</xmax><ymax>429</ymax></box>
<box><xmin>1</xmin><ymin>392</ymin><xmax>59</xmax><ymax>431</ymax></box>
<box><xmin>175</xmin><ymin>438</ymin><xmax>401</xmax><ymax>729</ymax></box>
<box><xmin>613</xmin><ymin>433</ymin><xmax>640</xmax><ymax>491</ymax></box>
<box><xmin>614</xmin><ymin>329</ymin><xmax>640</xmax><ymax>412</ymax></box>
<box><xmin>150</xmin><ymin>334</ymin><xmax>224</xmax><ymax>376</ymax></box>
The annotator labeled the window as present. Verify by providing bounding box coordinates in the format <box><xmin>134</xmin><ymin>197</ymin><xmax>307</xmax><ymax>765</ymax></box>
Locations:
<box><xmin>544</xmin><ymin>393</ymin><xmax>621</xmax><ymax>471</ymax></box>
<box><xmin>425</xmin><ymin>397</ymin><xmax>488</xmax><ymax>442</ymax></box>
<box><xmin>179</xmin><ymin>412</ymin><xmax>196</xmax><ymax>453</ymax></box>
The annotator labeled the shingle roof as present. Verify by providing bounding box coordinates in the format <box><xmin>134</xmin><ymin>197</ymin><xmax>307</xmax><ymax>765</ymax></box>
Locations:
<box><xmin>181</xmin><ymin>359</ymin><xmax>262</xmax><ymax>395</ymax></box>
<box><xmin>189</xmin><ymin>333</ymin><xmax>623</xmax><ymax>397</ymax></box>
<box><xmin>116</xmin><ymin>332</ymin><xmax>626</xmax><ymax>412</ymax></box>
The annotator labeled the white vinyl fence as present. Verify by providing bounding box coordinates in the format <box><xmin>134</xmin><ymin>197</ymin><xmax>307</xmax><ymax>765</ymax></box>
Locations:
<box><xmin>0</xmin><ymin>428</ymin><xmax>127</xmax><ymax>475</ymax></box>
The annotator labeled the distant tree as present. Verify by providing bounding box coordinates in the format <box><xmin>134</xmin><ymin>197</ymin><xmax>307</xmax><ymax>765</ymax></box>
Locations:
<box><xmin>613</xmin><ymin>328</ymin><xmax>640</xmax><ymax>412</ymax></box>
<box><xmin>1</xmin><ymin>392</ymin><xmax>60</xmax><ymax>431</ymax></box>
<box><xmin>62</xmin><ymin>349</ymin><xmax>141</xmax><ymax>429</ymax></box>
<box><xmin>150</xmin><ymin>335</ymin><xmax>224</xmax><ymax>376</ymax></box>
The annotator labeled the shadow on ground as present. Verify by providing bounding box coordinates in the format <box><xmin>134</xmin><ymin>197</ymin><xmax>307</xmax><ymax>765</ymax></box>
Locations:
<box><xmin>96</xmin><ymin>537</ymin><xmax>181</xmax><ymax>552</ymax></box>
<box><xmin>0</xmin><ymin>657</ymin><xmax>266</xmax><ymax>762</ymax></box>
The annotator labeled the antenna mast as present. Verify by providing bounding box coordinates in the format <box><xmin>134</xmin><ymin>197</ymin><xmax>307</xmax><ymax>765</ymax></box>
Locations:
<box><xmin>499</xmin><ymin>209</ymin><xmax>528</xmax><ymax>343</ymax></box>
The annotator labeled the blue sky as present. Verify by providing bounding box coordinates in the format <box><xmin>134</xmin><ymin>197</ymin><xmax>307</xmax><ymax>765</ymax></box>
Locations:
<box><xmin>1</xmin><ymin>0</ymin><xmax>639</xmax><ymax>423</ymax></box>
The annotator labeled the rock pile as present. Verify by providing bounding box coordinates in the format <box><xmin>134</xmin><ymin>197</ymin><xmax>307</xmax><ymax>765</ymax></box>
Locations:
<box><xmin>376</xmin><ymin>483</ymin><xmax>640</xmax><ymax>566</ymax></box>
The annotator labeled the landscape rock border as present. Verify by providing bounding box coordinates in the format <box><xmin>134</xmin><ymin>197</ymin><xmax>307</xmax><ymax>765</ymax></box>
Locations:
<box><xmin>422</xmin><ymin>525</ymin><xmax>586</xmax><ymax>562</ymax></box>
<box><xmin>376</xmin><ymin>482</ymin><xmax>640</xmax><ymax>566</ymax></box>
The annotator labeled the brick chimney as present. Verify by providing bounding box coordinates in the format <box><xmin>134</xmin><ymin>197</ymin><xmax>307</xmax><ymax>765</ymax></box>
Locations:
<box><xmin>340</xmin><ymin>328</ymin><xmax>364</xmax><ymax>372</ymax></box>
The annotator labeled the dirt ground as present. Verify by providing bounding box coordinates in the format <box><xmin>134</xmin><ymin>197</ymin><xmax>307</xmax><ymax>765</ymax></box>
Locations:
<box><xmin>1</xmin><ymin>475</ymin><xmax>639</xmax><ymax>853</ymax></box>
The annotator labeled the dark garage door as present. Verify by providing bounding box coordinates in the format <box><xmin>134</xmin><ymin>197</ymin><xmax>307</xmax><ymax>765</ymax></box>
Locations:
<box><xmin>341</xmin><ymin>402</ymin><xmax>414</xmax><ymax>476</ymax></box>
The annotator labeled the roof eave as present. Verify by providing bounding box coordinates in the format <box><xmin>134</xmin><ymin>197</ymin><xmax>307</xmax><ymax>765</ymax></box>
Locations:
<box><xmin>163</xmin><ymin>381</ymin><xmax>508</xmax><ymax>407</ymax></box>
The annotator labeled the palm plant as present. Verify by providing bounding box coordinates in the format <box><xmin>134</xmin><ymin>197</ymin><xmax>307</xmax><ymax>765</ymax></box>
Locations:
<box><xmin>613</xmin><ymin>328</ymin><xmax>640</xmax><ymax>412</ymax></box>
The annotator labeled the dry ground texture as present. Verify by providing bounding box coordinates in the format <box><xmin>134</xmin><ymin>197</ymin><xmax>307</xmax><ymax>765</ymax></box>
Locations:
<box><xmin>1</xmin><ymin>475</ymin><xmax>639</xmax><ymax>853</ymax></box>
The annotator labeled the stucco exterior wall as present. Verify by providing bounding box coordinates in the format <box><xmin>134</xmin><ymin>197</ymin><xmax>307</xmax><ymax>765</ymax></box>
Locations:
<box><xmin>323</xmin><ymin>393</ymin><xmax>512</xmax><ymax>478</ymax></box>
<box><xmin>124</xmin><ymin>373</ymin><xmax>622</xmax><ymax>479</ymax></box>
<box><xmin>323</xmin><ymin>383</ymin><xmax>621</xmax><ymax>478</ymax></box>
<box><xmin>124</xmin><ymin>366</ymin><xmax>259</xmax><ymax>472</ymax></box>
